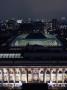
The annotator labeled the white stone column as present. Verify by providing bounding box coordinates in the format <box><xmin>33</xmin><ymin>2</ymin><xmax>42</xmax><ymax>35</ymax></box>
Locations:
<box><xmin>2</xmin><ymin>68</ymin><xmax>4</xmax><ymax>85</ymax></box>
<box><xmin>43</xmin><ymin>68</ymin><xmax>44</xmax><ymax>83</ymax></box>
<box><xmin>1</xmin><ymin>68</ymin><xmax>3</xmax><ymax>85</ymax></box>
<box><xmin>7</xmin><ymin>68</ymin><xmax>9</xmax><ymax>85</ymax></box>
<box><xmin>44</xmin><ymin>68</ymin><xmax>46</xmax><ymax>83</ymax></box>
<box><xmin>50</xmin><ymin>68</ymin><xmax>52</xmax><ymax>82</ymax></box>
<box><xmin>19</xmin><ymin>68</ymin><xmax>22</xmax><ymax>83</ymax></box>
<box><xmin>38</xmin><ymin>68</ymin><xmax>39</xmax><ymax>83</ymax></box>
<box><xmin>26</xmin><ymin>68</ymin><xmax>28</xmax><ymax>83</ymax></box>
<box><xmin>56</xmin><ymin>68</ymin><xmax>58</xmax><ymax>83</ymax></box>
<box><xmin>13</xmin><ymin>68</ymin><xmax>15</xmax><ymax>87</ymax></box>
<box><xmin>62</xmin><ymin>68</ymin><xmax>64</xmax><ymax>83</ymax></box>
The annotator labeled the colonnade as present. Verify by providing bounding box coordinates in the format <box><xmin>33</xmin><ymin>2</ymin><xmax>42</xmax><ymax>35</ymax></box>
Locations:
<box><xmin>0</xmin><ymin>66</ymin><xmax>67</xmax><ymax>87</ymax></box>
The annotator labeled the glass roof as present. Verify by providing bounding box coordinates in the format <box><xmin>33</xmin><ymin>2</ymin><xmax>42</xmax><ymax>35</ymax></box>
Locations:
<box><xmin>11</xmin><ymin>33</ymin><xmax>62</xmax><ymax>47</ymax></box>
<box><xmin>26</xmin><ymin>33</ymin><xmax>46</xmax><ymax>39</ymax></box>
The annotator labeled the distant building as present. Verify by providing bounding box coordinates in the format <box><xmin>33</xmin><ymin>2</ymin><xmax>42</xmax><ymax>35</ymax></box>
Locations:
<box><xmin>57</xmin><ymin>19</ymin><xmax>67</xmax><ymax>46</ymax></box>
<box><xmin>6</xmin><ymin>19</ymin><xmax>17</xmax><ymax>31</ymax></box>
<box><xmin>17</xmin><ymin>20</ymin><xmax>22</xmax><ymax>24</ymax></box>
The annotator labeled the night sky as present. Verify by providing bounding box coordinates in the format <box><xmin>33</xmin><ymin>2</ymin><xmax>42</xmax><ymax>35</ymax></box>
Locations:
<box><xmin>0</xmin><ymin>0</ymin><xmax>67</xmax><ymax>19</ymax></box>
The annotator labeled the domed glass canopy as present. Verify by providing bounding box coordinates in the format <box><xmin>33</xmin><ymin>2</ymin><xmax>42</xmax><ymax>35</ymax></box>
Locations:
<box><xmin>11</xmin><ymin>33</ymin><xmax>62</xmax><ymax>47</ymax></box>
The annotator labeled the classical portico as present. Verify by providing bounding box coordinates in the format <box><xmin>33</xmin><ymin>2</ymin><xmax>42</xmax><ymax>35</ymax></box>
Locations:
<box><xmin>0</xmin><ymin>66</ymin><xmax>67</xmax><ymax>87</ymax></box>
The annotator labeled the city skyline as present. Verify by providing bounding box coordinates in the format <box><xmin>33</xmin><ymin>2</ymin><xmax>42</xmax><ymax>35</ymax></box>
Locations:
<box><xmin>0</xmin><ymin>0</ymin><xmax>67</xmax><ymax>19</ymax></box>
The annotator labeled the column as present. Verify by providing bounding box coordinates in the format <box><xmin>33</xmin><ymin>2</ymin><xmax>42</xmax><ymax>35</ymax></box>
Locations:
<box><xmin>20</xmin><ymin>68</ymin><xmax>22</xmax><ymax>84</ymax></box>
<box><xmin>26</xmin><ymin>68</ymin><xmax>27</xmax><ymax>83</ymax></box>
<box><xmin>38</xmin><ymin>68</ymin><xmax>39</xmax><ymax>83</ymax></box>
<box><xmin>62</xmin><ymin>68</ymin><xmax>64</xmax><ymax>83</ymax></box>
<box><xmin>26</xmin><ymin>68</ymin><xmax>28</xmax><ymax>83</ymax></box>
<box><xmin>56</xmin><ymin>68</ymin><xmax>58</xmax><ymax>83</ymax></box>
<box><xmin>50</xmin><ymin>68</ymin><xmax>52</xmax><ymax>83</ymax></box>
<box><xmin>2</xmin><ymin>68</ymin><xmax>4</xmax><ymax>85</ymax></box>
<box><xmin>44</xmin><ymin>68</ymin><xmax>46</xmax><ymax>83</ymax></box>
<box><xmin>14</xmin><ymin>68</ymin><xmax>16</xmax><ymax>87</ymax></box>
<box><xmin>1</xmin><ymin>68</ymin><xmax>3</xmax><ymax>85</ymax></box>
<box><xmin>7</xmin><ymin>68</ymin><xmax>9</xmax><ymax>86</ymax></box>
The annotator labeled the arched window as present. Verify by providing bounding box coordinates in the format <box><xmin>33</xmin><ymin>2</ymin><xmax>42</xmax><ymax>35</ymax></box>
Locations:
<box><xmin>65</xmin><ymin>71</ymin><xmax>67</xmax><ymax>74</ymax></box>
<box><xmin>58</xmin><ymin>71</ymin><xmax>62</xmax><ymax>74</ymax></box>
<box><xmin>46</xmin><ymin>70</ymin><xmax>50</xmax><ymax>74</ymax></box>
<box><xmin>28</xmin><ymin>71</ymin><xmax>31</xmax><ymax>74</ymax></box>
<box><xmin>40</xmin><ymin>71</ymin><xmax>44</xmax><ymax>74</ymax></box>
<box><xmin>52</xmin><ymin>71</ymin><xmax>56</xmax><ymax>74</ymax></box>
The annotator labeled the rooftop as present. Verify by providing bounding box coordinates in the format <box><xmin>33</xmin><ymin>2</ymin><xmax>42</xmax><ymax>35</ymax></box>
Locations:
<box><xmin>11</xmin><ymin>33</ymin><xmax>62</xmax><ymax>47</ymax></box>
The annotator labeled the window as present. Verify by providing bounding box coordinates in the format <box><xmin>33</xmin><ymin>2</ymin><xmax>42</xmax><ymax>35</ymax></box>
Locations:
<box><xmin>65</xmin><ymin>71</ymin><xmax>67</xmax><ymax>74</ymax></box>
<box><xmin>46</xmin><ymin>70</ymin><xmax>50</xmax><ymax>74</ymax></box>
<box><xmin>58</xmin><ymin>71</ymin><xmax>62</xmax><ymax>74</ymax></box>
<box><xmin>52</xmin><ymin>71</ymin><xmax>56</xmax><ymax>74</ymax></box>
<box><xmin>40</xmin><ymin>71</ymin><xmax>44</xmax><ymax>74</ymax></box>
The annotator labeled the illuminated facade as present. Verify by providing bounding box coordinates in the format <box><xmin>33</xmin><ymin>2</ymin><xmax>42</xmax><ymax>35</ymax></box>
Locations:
<box><xmin>0</xmin><ymin>32</ymin><xmax>66</xmax><ymax>88</ymax></box>
<box><xmin>0</xmin><ymin>66</ymin><xmax>67</xmax><ymax>87</ymax></box>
